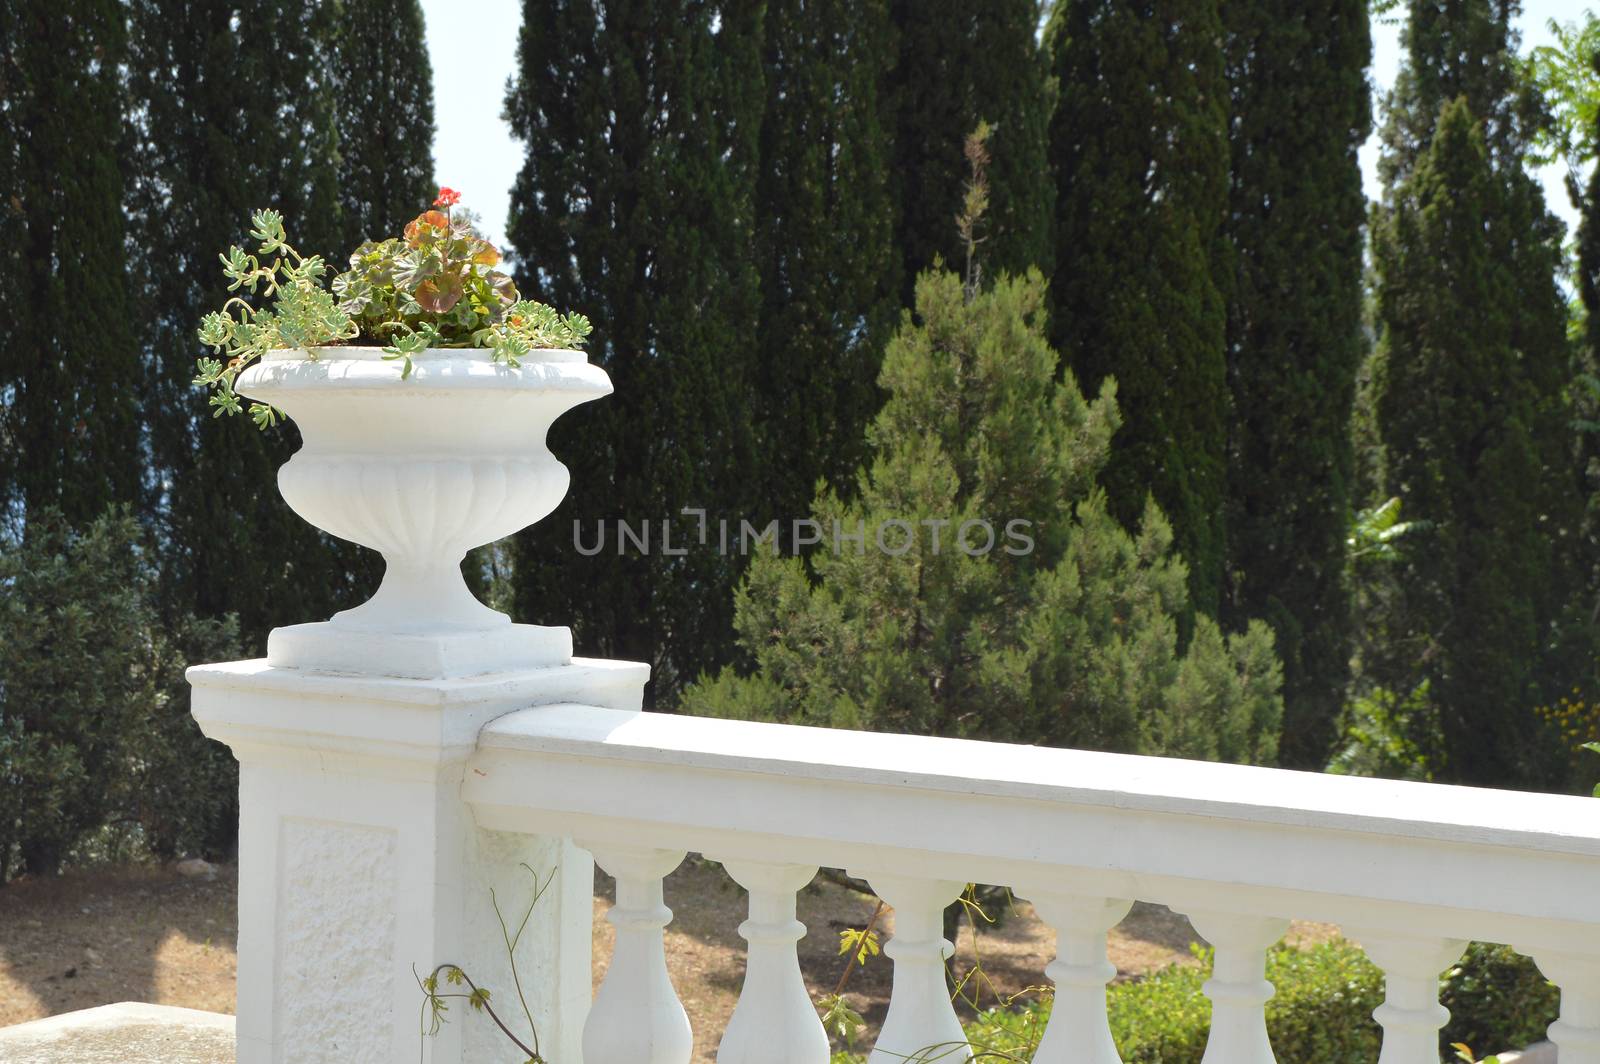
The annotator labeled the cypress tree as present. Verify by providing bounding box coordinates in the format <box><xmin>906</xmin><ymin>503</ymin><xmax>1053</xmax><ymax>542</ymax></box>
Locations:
<box><xmin>1045</xmin><ymin>0</ymin><xmax>1232</xmax><ymax>616</ymax></box>
<box><xmin>0</xmin><ymin>0</ymin><xmax>144</xmax><ymax>527</ymax></box>
<box><xmin>1584</xmin><ymin>51</ymin><xmax>1600</xmax><ymax>358</ymax></box>
<box><xmin>1220</xmin><ymin>0</ymin><xmax>1371</xmax><ymax>768</ymax></box>
<box><xmin>752</xmin><ymin>0</ymin><xmax>899</xmax><ymax>526</ymax></box>
<box><xmin>504</xmin><ymin>0</ymin><xmax>763</xmax><ymax>702</ymax></box>
<box><xmin>126</xmin><ymin>1</ymin><xmax>368</xmax><ymax>647</ymax></box>
<box><xmin>332</xmin><ymin>0</ymin><xmax>437</xmax><ymax>246</ymax></box>
<box><xmin>1371</xmin><ymin>0</ymin><xmax>1578</xmax><ymax>785</ymax></box>
<box><xmin>885</xmin><ymin>0</ymin><xmax>1053</xmax><ymax>291</ymax></box>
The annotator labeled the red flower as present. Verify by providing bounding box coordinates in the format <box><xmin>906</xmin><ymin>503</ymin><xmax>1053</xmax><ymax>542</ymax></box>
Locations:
<box><xmin>434</xmin><ymin>187</ymin><xmax>462</xmax><ymax>208</ymax></box>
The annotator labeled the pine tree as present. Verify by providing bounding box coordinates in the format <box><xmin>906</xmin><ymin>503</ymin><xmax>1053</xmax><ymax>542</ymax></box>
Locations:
<box><xmin>885</xmin><ymin>0</ymin><xmax>1053</xmax><ymax>292</ymax></box>
<box><xmin>332</xmin><ymin>0</ymin><xmax>436</xmax><ymax>246</ymax></box>
<box><xmin>1220</xmin><ymin>0</ymin><xmax>1371</xmax><ymax>768</ymax></box>
<box><xmin>1370</xmin><ymin>0</ymin><xmax>1578</xmax><ymax>785</ymax></box>
<box><xmin>0</xmin><ymin>0</ymin><xmax>144</xmax><ymax>527</ymax></box>
<box><xmin>126</xmin><ymin>0</ymin><xmax>371</xmax><ymax>647</ymax></box>
<box><xmin>1045</xmin><ymin>0</ymin><xmax>1231</xmax><ymax>616</ymax></box>
<box><xmin>684</xmin><ymin>268</ymin><xmax>1283</xmax><ymax>765</ymax></box>
<box><xmin>504</xmin><ymin>0</ymin><xmax>763</xmax><ymax>702</ymax></box>
<box><xmin>752</xmin><ymin>0</ymin><xmax>899</xmax><ymax>527</ymax></box>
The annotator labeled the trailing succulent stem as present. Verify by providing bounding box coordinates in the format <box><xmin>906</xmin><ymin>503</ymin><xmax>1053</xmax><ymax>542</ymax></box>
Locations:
<box><xmin>417</xmin><ymin>862</ymin><xmax>554</xmax><ymax>1063</ymax></box>
<box><xmin>195</xmin><ymin>208</ymin><xmax>354</xmax><ymax>427</ymax></box>
<box><xmin>195</xmin><ymin>189</ymin><xmax>592</xmax><ymax>426</ymax></box>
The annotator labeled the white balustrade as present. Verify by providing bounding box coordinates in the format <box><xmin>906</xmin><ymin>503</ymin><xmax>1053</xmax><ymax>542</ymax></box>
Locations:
<box><xmin>1021</xmin><ymin>890</ymin><xmax>1131</xmax><ymax>1064</ymax></box>
<box><xmin>196</xmin><ymin>650</ymin><xmax>1600</xmax><ymax>1063</ymax></box>
<box><xmin>1185</xmin><ymin>910</ymin><xmax>1288</xmax><ymax>1064</ymax></box>
<box><xmin>1350</xmin><ymin>930</ymin><xmax>1465</xmax><ymax>1063</ymax></box>
<box><xmin>854</xmin><ymin>873</ymin><xmax>970</xmax><ymax>1064</ymax></box>
<box><xmin>714</xmin><ymin>860</ymin><xmax>828</xmax><ymax>1064</ymax></box>
<box><xmin>582</xmin><ymin>844</ymin><xmax>692</xmax><ymax>1064</ymax></box>
<box><xmin>1530</xmin><ymin>950</ymin><xmax>1600</xmax><ymax>1064</ymax></box>
<box><xmin>466</xmin><ymin>706</ymin><xmax>1600</xmax><ymax>1061</ymax></box>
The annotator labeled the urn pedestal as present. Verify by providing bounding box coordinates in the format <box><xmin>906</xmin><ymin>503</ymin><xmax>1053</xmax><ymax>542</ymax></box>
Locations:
<box><xmin>191</xmin><ymin>346</ymin><xmax>640</xmax><ymax>1063</ymax></box>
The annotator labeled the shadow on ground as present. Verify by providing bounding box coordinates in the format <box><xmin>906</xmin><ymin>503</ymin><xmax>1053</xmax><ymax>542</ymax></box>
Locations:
<box><xmin>0</xmin><ymin>865</ymin><xmax>237</xmax><ymax>1026</ymax></box>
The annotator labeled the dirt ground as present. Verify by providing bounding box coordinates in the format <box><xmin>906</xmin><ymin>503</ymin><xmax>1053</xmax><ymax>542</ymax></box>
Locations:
<box><xmin>0</xmin><ymin>859</ymin><xmax>1338</xmax><ymax>1061</ymax></box>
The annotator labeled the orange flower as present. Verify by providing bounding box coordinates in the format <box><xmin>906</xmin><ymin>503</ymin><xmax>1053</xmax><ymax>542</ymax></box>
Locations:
<box><xmin>434</xmin><ymin>187</ymin><xmax>461</xmax><ymax>208</ymax></box>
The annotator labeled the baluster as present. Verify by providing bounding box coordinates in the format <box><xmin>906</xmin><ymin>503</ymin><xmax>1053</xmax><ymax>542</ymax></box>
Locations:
<box><xmin>1185</xmin><ymin>910</ymin><xmax>1289</xmax><ymax>1064</ymax></box>
<box><xmin>1020</xmin><ymin>889</ymin><xmax>1132</xmax><ymax>1064</ymax></box>
<box><xmin>1530</xmin><ymin>949</ymin><xmax>1600</xmax><ymax>1064</ymax></box>
<box><xmin>1350</xmin><ymin>930</ymin><xmax>1464</xmax><ymax>1064</ymax></box>
<box><xmin>854</xmin><ymin>871</ymin><xmax>970</xmax><ymax>1064</ymax></box>
<box><xmin>716</xmin><ymin>860</ymin><xmax>828</xmax><ymax>1064</ymax></box>
<box><xmin>581</xmin><ymin>844</ymin><xmax>692</xmax><ymax>1064</ymax></box>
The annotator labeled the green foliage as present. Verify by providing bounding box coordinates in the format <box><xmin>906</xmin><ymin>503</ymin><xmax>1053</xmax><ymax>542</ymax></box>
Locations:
<box><xmin>884</xmin><ymin>0</ymin><xmax>1054</xmax><ymax>296</ymax></box>
<box><xmin>0</xmin><ymin>0</ymin><xmax>145</xmax><ymax>526</ymax></box>
<box><xmin>331</xmin><ymin>0</ymin><xmax>437</xmax><ymax>247</ymax></box>
<box><xmin>1328</xmin><ymin>682</ymin><xmax>1442</xmax><ymax>781</ymax></box>
<box><xmin>1376</xmin><ymin>0</ymin><xmax>1548</xmax><ymax>186</ymax></box>
<box><xmin>1583</xmin><ymin>15</ymin><xmax>1600</xmax><ymax>643</ymax></box>
<box><xmin>1045</xmin><ymin>0</ymin><xmax>1231</xmax><ymax>617</ymax></box>
<box><xmin>125</xmin><ymin>0</ymin><xmax>378</xmax><ymax>652</ymax></box>
<box><xmin>1348</xmin><ymin>497</ymin><xmax>1425</xmax><ymax>565</ymax></box>
<box><xmin>752</xmin><ymin>0</ymin><xmax>899</xmax><ymax>527</ymax></box>
<box><xmin>1365</xmin><ymin>0</ymin><xmax>1588</xmax><ymax>786</ymax></box>
<box><xmin>1522</xmin><ymin>10</ymin><xmax>1600</xmax><ymax>179</ymax></box>
<box><xmin>504</xmin><ymin>0</ymin><xmax>764</xmax><ymax>703</ymax></box>
<box><xmin>946</xmin><ymin>939</ymin><xmax>1555</xmax><ymax>1064</ymax></box>
<box><xmin>1440</xmin><ymin>943</ymin><xmax>1561</xmax><ymax>1053</ymax></box>
<box><xmin>197</xmin><ymin>200</ymin><xmax>593</xmax><ymax>418</ymax></box>
<box><xmin>838</xmin><ymin>925</ymin><xmax>882</xmax><ymax>968</ymax></box>
<box><xmin>332</xmin><ymin>200</ymin><xmax>592</xmax><ymax>376</ymax></box>
<box><xmin>1221</xmin><ymin>0</ymin><xmax>1372</xmax><ymax>768</ymax></box>
<box><xmin>0</xmin><ymin>510</ymin><xmax>240</xmax><ymax>882</ymax></box>
<box><xmin>1102</xmin><ymin>942</ymin><xmax>1384</xmax><ymax>1063</ymax></box>
<box><xmin>195</xmin><ymin>209</ymin><xmax>358</xmax><ymax>423</ymax></box>
<box><xmin>417</xmin><ymin>863</ymin><xmax>555</xmax><ymax>1063</ymax></box>
<box><xmin>684</xmin><ymin>269</ymin><xmax>1283</xmax><ymax>762</ymax></box>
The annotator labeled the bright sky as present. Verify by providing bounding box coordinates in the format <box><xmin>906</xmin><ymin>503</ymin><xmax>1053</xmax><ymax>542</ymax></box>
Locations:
<box><xmin>420</xmin><ymin>0</ymin><xmax>1587</xmax><ymax>251</ymax></box>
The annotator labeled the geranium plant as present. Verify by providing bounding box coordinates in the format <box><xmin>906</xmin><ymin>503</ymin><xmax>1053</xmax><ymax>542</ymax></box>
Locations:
<box><xmin>195</xmin><ymin>188</ymin><xmax>592</xmax><ymax>428</ymax></box>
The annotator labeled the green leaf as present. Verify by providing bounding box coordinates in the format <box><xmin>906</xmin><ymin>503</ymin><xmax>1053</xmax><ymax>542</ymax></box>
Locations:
<box><xmin>250</xmin><ymin>208</ymin><xmax>287</xmax><ymax>253</ymax></box>
<box><xmin>248</xmin><ymin>403</ymin><xmax>281</xmax><ymax>430</ymax></box>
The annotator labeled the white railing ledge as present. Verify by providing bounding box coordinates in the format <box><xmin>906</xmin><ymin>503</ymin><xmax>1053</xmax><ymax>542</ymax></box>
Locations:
<box><xmin>476</xmin><ymin>702</ymin><xmax>1600</xmax><ymax>857</ymax></box>
<box><xmin>468</xmin><ymin>702</ymin><xmax>1600</xmax><ymax>955</ymax></box>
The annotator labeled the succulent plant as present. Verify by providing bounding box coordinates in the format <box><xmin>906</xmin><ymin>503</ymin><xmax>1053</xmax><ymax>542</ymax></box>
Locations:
<box><xmin>196</xmin><ymin>189</ymin><xmax>593</xmax><ymax>425</ymax></box>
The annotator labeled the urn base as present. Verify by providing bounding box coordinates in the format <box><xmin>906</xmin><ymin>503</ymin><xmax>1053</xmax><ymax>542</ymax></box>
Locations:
<box><xmin>266</xmin><ymin>621</ymin><xmax>574</xmax><ymax>680</ymax></box>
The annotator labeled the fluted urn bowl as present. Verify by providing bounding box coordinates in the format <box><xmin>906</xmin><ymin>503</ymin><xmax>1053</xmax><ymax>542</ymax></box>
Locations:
<box><xmin>236</xmin><ymin>346</ymin><xmax>611</xmax><ymax>678</ymax></box>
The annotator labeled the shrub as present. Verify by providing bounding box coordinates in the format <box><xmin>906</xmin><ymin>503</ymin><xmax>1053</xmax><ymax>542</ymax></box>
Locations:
<box><xmin>0</xmin><ymin>509</ymin><xmax>240</xmax><ymax>881</ymax></box>
<box><xmin>937</xmin><ymin>939</ymin><xmax>1556</xmax><ymax>1063</ymax></box>
<box><xmin>1439</xmin><ymin>943</ymin><xmax>1560</xmax><ymax>1055</ymax></box>
<box><xmin>1106</xmin><ymin>941</ymin><xmax>1380</xmax><ymax>1063</ymax></box>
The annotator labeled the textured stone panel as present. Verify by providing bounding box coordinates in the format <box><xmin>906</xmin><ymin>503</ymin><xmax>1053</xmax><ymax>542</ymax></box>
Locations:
<box><xmin>278</xmin><ymin>819</ymin><xmax>397</xmax><ymax>1064</ymax></box>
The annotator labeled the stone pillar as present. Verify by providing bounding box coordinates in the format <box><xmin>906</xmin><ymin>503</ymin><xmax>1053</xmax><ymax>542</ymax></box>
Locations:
<box><xmin>191</xmin><ymin>656</ymin><xmax>646</xmax><ymax>1064</ymax></box>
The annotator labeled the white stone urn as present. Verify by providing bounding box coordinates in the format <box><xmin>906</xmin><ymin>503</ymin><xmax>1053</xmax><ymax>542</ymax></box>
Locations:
<box><xmin>236</xmin><ymin>346</ymin><xmax>611</xmax><ymax>678</ymax></box>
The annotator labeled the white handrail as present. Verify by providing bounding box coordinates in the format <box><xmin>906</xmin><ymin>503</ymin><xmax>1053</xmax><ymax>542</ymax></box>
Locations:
<box><xmin>467</xmin><ymin>703</ymin><xmax>1599</xmax><ymax>940</ymax></box>
<box><xmin>465</xmin><ymin>702</ymin><xmax>1600</xmax><ymax>1063</ymax></box>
